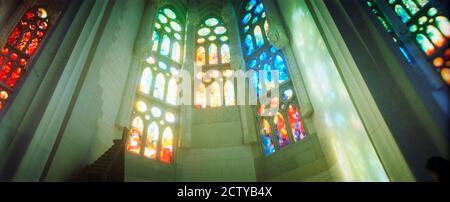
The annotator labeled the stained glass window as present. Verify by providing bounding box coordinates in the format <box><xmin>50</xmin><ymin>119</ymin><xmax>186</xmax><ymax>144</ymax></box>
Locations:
<box><xmin>144</xmin><ymin>122</ymin><xmax>159</xmax><ymax>159</ymax></box>
<box><xmin>221</xmin><ymin>44</ymin><xmax>231</xmax><ymax>64</ymax></box>
<box><xmin>153</xmin><ymin>73</ymin><xmax>165</xmax><ymax>100</ymax></box>
<box><xmin>196</xmin><ymin>47</ymin><xmax>206</xmax><ymax>66</ymax></box>
<box><xmin>196</xmin><ymin>17</ymin><xmax>230</xmax><ymax>66</ymax></box>
<box><xmin>240</xmin><ymin>0</ymin><xmax>308</xmax><ymax>156</ymax></box>
<box><xmin>195</xmin><ymin>16</ymin><xmax>233</xmax><ymax>108</ymax></box>
<box><xmin>367</xmin><ymin>0</ymin><xmax>450</xmax><ymax>85</ymax></box>
<box><xmin>208</xmin><ymin>43</ymin><xmax>219</xmax><ymax>65</ymax></box>
<box><xmin>224</xmin><ymin>80</ymin><xmax>235</xmax><ymax>106</ymax></box>
<box><xmin>288</xmin><ymin>104</ymin><xmax>306</xmax><ymax>142</ymax></box>
<box><xmin>166</xmin><ymin>78</ymin><xmax>178</xmax><ymax>105</ymax></box>
<box><xmin>128</xmin><ymin>116</ymin><xmax>144</xmax><ymax>154</ymax></box>
<box><xmin>0</xmin><ymin>7</ymin><xmax>53</xmax><ymax>112</ymax></box>
<box><xmin>139</xmin><ymin>68</ymin><xmax>152</xmax><ymax>94</ymax></box>
<box><xmin>260</xmin><ymin>119</ymin><xmax>275</xmax><ymax>156</ymax></box>
<box><xmin>245</xmin><ymin>35</ymin><xmax>255</xmax><ymax>56</ymax></box>
<box><xmin>127</xmin><ymin>6</ymin><xmax>184</xmax><ymax>164</ymax></box>
<box><xmin>210</xmin><ymin>82</ymin><xmax>222</xmax><ymax>107</ymax></box>
<box><xmin>195</xmin><ymin>83</ymin><xmax>207</xmax><ymax>108</ymax></box>
<box><xmin>160</xmin><ymin>127</ymin><xmax>174</xmax><ymax>163</ymax></box>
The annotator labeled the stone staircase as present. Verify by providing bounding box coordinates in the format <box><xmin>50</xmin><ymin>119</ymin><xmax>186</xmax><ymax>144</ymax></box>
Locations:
<box><xmin>68</xmin><ymin>128</ymin><xmax>127</xmax><ymax>182</ymax></box>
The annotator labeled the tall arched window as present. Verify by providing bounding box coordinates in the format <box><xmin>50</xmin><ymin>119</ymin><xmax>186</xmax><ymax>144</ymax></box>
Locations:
<box><xmin>240</xmin><ymin>0</ymin><xmax>308</xmax><ymax>156</ymax></box>
<box><xmin>195</xmin><ymin>16</ymin><xmax>234</xmax><ymax>108</ymax></box>
<box><xmin>366</xmin><ymin>0</ymin><xmax>450</xmax><ymax>85</ymax></box>
<box><xmin>127</xmin><ymin>6</ymin><xmax>185</xmax><ymax>164</ymax></box>
<box><xmin>0</xmin><ymin>6</ymin><xmax>53</xmax><ymax>112</ymax></box>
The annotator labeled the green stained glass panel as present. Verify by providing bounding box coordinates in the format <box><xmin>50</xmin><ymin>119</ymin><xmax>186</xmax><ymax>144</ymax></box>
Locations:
<box><xmin>402</xmin><ymin>0</ymin><xmax>419</xmax><ymax>15</ymax></box>
<box><xmin>214</xmin><ymin>26</ymin><xmax>226</xmax><ymax>35</ymax></box>
<box><xmin>198</xmin><ymin>27</ymin><xmax>210</xmax><ymax>36</ymax></box>
<box><xmin>164</xmin><ymin>9</ymin><xmax>176</xmax><ymax>19</ymax></box>
<box><xmin>170</xmin><ymin>21</ymin><xmax>182</xmax><ymax>32</ymax></box>
<box><xmin>205</xmin><ymin>18</ymin><xmax>219</xmax><ymax>27</ymax></box>
<box><xmin>158</xmin><ymin>14</ymin><xmax>168</xmax><ymax>24</ymax></box>
<box><xmin>394</xmin><ymin>5</ymin><xmax>411</xmax><ymax>23</ymax></box>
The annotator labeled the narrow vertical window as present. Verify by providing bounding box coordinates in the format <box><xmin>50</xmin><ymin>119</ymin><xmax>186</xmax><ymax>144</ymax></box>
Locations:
<box><xmin>139</xmin><ymin>68</ymin><xmax>152</xmax><ymax>94</ymax></box>
<box><xmin>160</xmin><ymin>127</ymin><xmax>174</xmax><ymax>163</ymax></box>
<box><xmin>127</xmin><ymin>116</ymin><xmax>144</xmax><ymax>154</ymax></box>
<box><xmin>144</xmin><ymin>122</ymin><xmax>159</xmax><ymax>159</ymax></box>
<box><xmin>127</xmin><ymin>6</ymin><xmax>184</xmax><ymax>164</ymax></box>
<box><xmin>195</xmin><ymin>16</ymin><xmax>232</xmax><ymax>108</ymax></box>
<box><xmin>0</xmin><ymin>6</ymin><xmax>55</xmax><ymax>112</ymax></box>
<box><xmin>208</xmin><ymin>43</ymin><xmax>218</xmax><ymax>65</ymax></box>
<box><xmin>240</xmin><ymin>0</ymin><xmax>308</xmax><ymax>156</ymax></box>
<box><xmin>260</xmin><ymin>119</ymin><xmax>275</xmax><ymax>156</ymax></box>
<box><xmin>224</xmin><ymin>80</ymin><xmax>235</xmax><ymax>106</ymax></box>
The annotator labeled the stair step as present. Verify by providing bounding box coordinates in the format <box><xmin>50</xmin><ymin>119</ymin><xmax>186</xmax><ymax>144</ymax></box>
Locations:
<box><xmin>68</xmin><ymin>138</ymin><xmax>125</xmax><ymax>182</ymax></box>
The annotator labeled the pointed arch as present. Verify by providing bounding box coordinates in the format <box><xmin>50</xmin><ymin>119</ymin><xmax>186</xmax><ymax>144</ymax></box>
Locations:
<box><xmin>260</xmin><ymin>119</ymin><xmax>275</xmax><ymax>156</ymax></box>
<box><xmin>274</xmin><ymin>112</ymin><xmax>290</xmax><ymax>148</ymax></box>
<box><xmin>288</xmin><ymin>104</ymin><xmax>306</xmax><ymax>142</ymax></box>
<box><xmin>394</xmin><ymin>5</ymin><xmax>410</xmax><ymax>23</ymax></box>
<box><xmin>416</xmin><ymin>33</ymin><xmax>435</xmax><ymax>56</ymax></box>
<box><xmin>154</xmin><ymin>73</ymin><xmax>166</xmax><ymax>100</ymax></box>
<box><xmin>196</xmin><ymin>46</ymin><xmax>206</xmax><ymax>65</ymax></box>
<box><xmin>208</xmin><ymin>43</ymin><xmax>218</xmax><ymax>65</ymax></box>
<box><xmin>426</xmin><ymin>25</ymin><xmax>446</xmax><ymax>48</ymax></box>
<box><xmin>128</xmin><ymin>116</ymin><xmax>144</xmax><ymax>154</ymax></box>
<box><xmin>166</xmin><ymin>78</ymin><xmax>178</xmax><ymax>105</ymax></box>
<box><xmin>152</xmin><ymin>31</ymin><xmax>159</xmax><ymax>51</ymax></box>
<box><xmin>436</xmin><ymin>16</ymin><xmax>450</xmax><ymax>37</ymax></box>
<box><xmin>172</xmin><ymin>41</ymin><xmax>181</xmax><ymax>62</ymax></box>
<box><xmin>160</xmin><ymin>127</ymin><xmax>174</xmax><ymax>163</ymax></box>
<box><xmin>221</xmin><ymin>44</ymin><xmax>230</xmax><ymax>64</ymax></box>
<box><xmin>254</xmin><ymin>25</ymin><xmax>264</xmax><ymax>47</ymax></box>
<box><xmin>160</xmin><ymin>35</ymin><xmax>171</xmax><ymax>56</ymax></box>
<box><xmin>224</xmin><ymin>80</ymin><xmax>235</xmax><ymax>106</ymax></box>
<box><xmin>244</xmin><ymin>34</ymin><xmax>254</xmax><ymax>56</ymax></box>
<box><xmin>144</xmin><ymin>122</ymin><xmax>159</xmax><ymax>159</ymax></box>
<box><xmin>139</xmin><ymin>67</ymin><xmax>152</xmax><ymax>94</ymax></box>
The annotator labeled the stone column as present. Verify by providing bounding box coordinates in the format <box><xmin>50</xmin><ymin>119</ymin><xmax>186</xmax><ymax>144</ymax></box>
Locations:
<box><xmin>263</xmin><ymin>0</ymin><xmax>314</xmax><ymax>118</ymax></box>
<box><xmin>178</xmin><ymin>3</ymin><xmax>199</xmax><ymax>149</ymax></box>
<box><xmin>223</xmin><ymin>2</ymin><xmax>258</xmax><ymax>145</ymax></box>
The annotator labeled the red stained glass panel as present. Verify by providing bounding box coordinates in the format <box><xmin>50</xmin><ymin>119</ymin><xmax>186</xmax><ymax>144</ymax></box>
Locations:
<box><xmin>0</xmin><ymin>7</ymin><xmax>50</xmax><ymax>112</ymax></box>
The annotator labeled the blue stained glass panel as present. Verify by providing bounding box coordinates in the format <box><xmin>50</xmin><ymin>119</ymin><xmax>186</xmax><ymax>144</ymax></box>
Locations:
<box><xmin>395</xmin><ymin>5</ymin><xmax>411</xmax><ymax>23</ymax></box>
<box><xmin>261</xmin><ymin>119</ymin><xmax>275</xmax><ymax>156</ymax></box>
<box><xmin>275</xmin><ymin>55</ymin><xmax>288</xmax><ymax>82</ymax></box>
<box><xmin>259</xmin><ymin>52</ymin><xmax>267</xmax><ymax>61</ymax></box>
<box><xmin>249</xmin><ymin>59</ymin><xmax>257</xmax><ymax>69</ymax></box>
<box><xmin>255</xmin><ymin>3</ymin><xmax>264</xmax><ymax>14</ymax></box>
<box><xmin>245</xmin><ymin>34</ymin><xmax>254</xmax><ymax>56</ymax></box>
<box><xmin>246</xmin><ymin>0</ymin><xmax>257</xmax><ymax>11</ymax></box>
<box><xmin>242</xmin><ymin>13</ymin><xmax>252</xmax><ymax>25</ymax></box>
